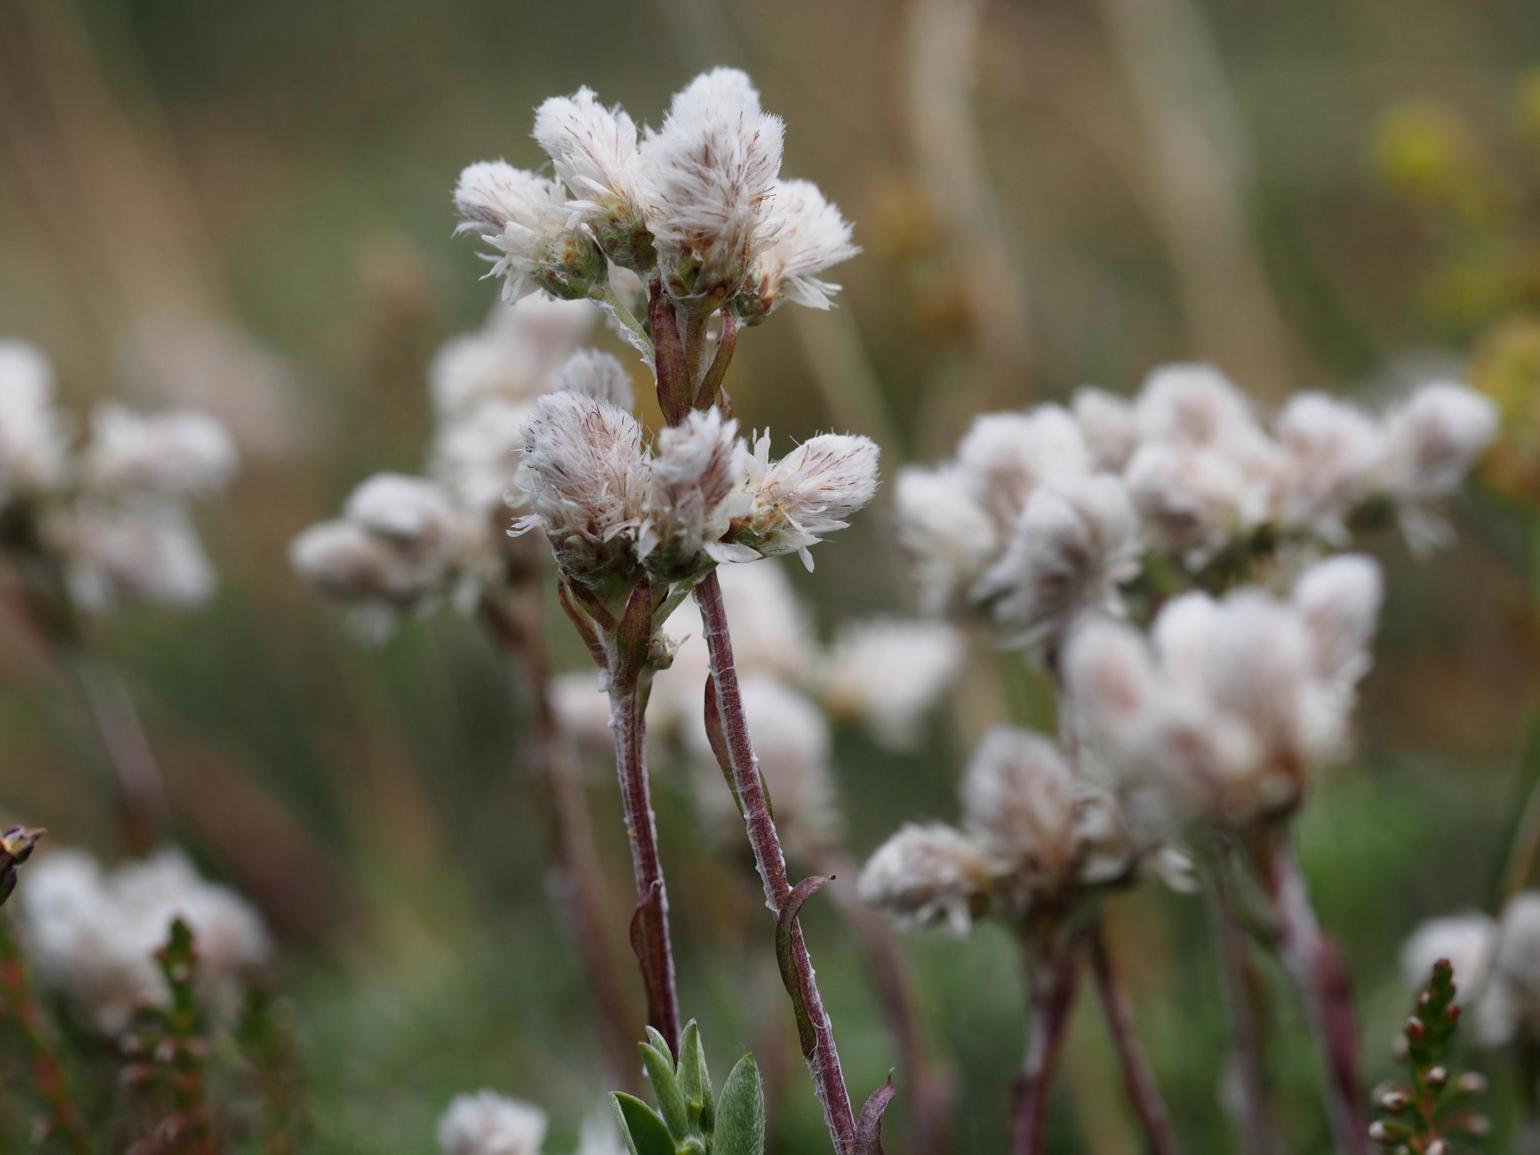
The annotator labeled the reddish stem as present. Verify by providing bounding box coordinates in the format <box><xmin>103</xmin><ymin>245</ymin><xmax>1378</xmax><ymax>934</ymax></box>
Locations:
<box><xmin>1087</xmin><ymin>922</ymin><xmax>1175</xmax><ymax>1155</ymax></box>
<box><xmin>694</xmin><ymin>569</ymin><xmax>856</xmax><ymax>1155</ymax></box>
<box><xmin>1211</xmin><ymin>863</ymin><xmax>1275</xmax><ymax>1155</ymax></box>
<box><xmin>606</xmin><ymin>672</ymin><xmax>682</xmax><ymax>1056</ymax></box>
<box><xmin>1256</xmin><ymin>833</ymin><xmax>1367</xmax><ymax>1155</ymax></box>
<box><xmin>1010</xmin><ymin>930</ymin><xmax>1082</xmax><ymax>1155</ymax></box>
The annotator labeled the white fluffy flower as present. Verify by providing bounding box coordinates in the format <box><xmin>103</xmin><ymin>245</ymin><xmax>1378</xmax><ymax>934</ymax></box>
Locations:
<box><xmin>552</xmin><ymin>349</ymin><xmax>636</xmax><ymax>409</ymax></box>
<box><xmin>735</xmin><ymin>179</ymin><xmax>859</xmax><ymax>319</ymax></box>
<box><xmin>81</xmin><ymin>405</ymin><xmax>237</xmax><ymax>500</ymax></box>
<box><xmin>1134</xmin><ymin>364</ymin><xmax>1275</xmax><ymax>464</ymax></box>
<box><xmin>1072</xmin><ymin>387</ymin><xmax>1139</xmax><ymax>472</ymax></box>
<box><xmin>513</xmin><ymin>392</ymin><xmax>650</xmax><ymax>570</ymax></box>
<box><xmin>431</xmin><ymin>400</ymin><xmax>535</xmax><ymax>516</ymax></box>
<box><xmin>438</xmin><ymin>1092</ymin><xmax>547</xmax><ymax>1155</ymax></box>
<box><xmin>1400</xmin><ymin>912</ymin><xmax>1496</xmax><ymax>993</ymax></box>
<box><xmin>1270</xmin><ymin>393</ymin><xmax>1385</xmax><ymax>541</ymax></box>
<box><xmin>534</xmin><ymin>87</ymin><xmax>653</xmax><ymax>268</ymax></box>
<box><xmin>639</xmin><ymin>407</ymin><xmax>749</xmax><ymax>571</ymax></box>
<box><xmin>19</xmin><ymin>848</ymin><xmax>270</xmax><ymax>1035</ymax></box>
<box><xmin>739</xmin><ymin>431</ymin><xmax>880</xmax><ymax>568</ymax></box>
<box><xmin>1124</xmin><ymin>442</ymin><xmax>1264</xmax><ymax>562</ymax></box>
<box><xmin>1486</xmin><ymin>894</ymin><xmax>1540</xmax><ymax>1046</ymax></box>
<box><xmin>955</xmin><ymin>407</ymin><xmax>1089</xmax><ymax>529</ymax></box>
<box><xmin>49</xmin><ymin>505</ymin><xmax>217</xmax><ymax>612</ymax></box>
<box><xmin>454</xmin><ymin>161</ymin><xmax>604</xmax><ymax>302</ymax></box>
<box><xmin>0</xmin><ymin>340</ymin><xmax>70</xmax><ymax>499</ymax></box>
<box><xmin>858</xmin><ymin>823</ymin><xmax>990</xmax><ymax>935</ymax></box>
<box><xmin>640</xmin><ymin>68</ymin><xmax>784</xmax><ymax>308</ymax></box>
<box><xmin>430</xmin><ymin>298</ymin><xmax>596</xmax><ymax>420</ymax></box>
<box><xmin>1380</xmin><ymin>381</ymin><xmax>1497</xmax><ymax>502</ymax></box>
<box><xmin>1062</xmin><ymin>557</ymin><xmax>1382</xmax><ymax>830</ymax></box>
<box><xmin>893</xmin><ymin>466</ymin><xmax>998</xmax><ymax>614</ymax></box>
<box><xmin>978</xmin><ymin>474</ymin><xmax>1140</xmax><ymax>649</ymax></box>
<box><xmin>816</xmin><ymin>619</ymin><xmax>961</xmax><ymax>748</ymax></box>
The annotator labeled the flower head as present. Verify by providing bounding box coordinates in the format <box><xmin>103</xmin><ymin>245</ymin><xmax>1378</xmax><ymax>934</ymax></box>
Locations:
<box><xmin>734</xmin><ymin>179</ymin><xmax>859</xmax><ymax>321</ymax></box>
<box><xmin>81</xmin><ymin>405</ymin><xmax>237</xmax><ymax>500</ymax></box>
<box><xmin>454</xmin><ymin>161</ymin><xmax>604</xmax><ymax>303</ymax></box>
<box><xmin>816</xmin><ymin>619</ymin><xmax>961</xmax><ymax>748</ymax></box>
<box><xmin>893</xmin><ymin>466</ymin><xmax>998</xmax><ymax>614</ymax></box>
<box><xmin>1270</xmin><ymin>393</ymin><xmax>1385</xmax><ymax>541</ymax></box>
<box><xmin>534</xmin><ymin>87</ymin><xmax>654</xmax><ymax>269</ymax></box>
<box><xmin>640</xmin><ymin>68</ymin><xmax>784</xmax><ymax>310</ymax></box>
<box><xmin>737</xmin><ymin>431</ymin><xmax>879</xmax><ymax>568</ymax></box>
<box><xmin>1380</xmin><ymin>381</ymin><xmax>1498</xmax><ymax>502</ymax></box>
<box><xmin>438</xmin><ymin>1092</ymin><xmax>548</xmax><ymax>1155</ymax></box>
<box><xmin>640</xmin><ymin>407</ymin><xmax>749</xmax><ymax>573</ymax></box>
<box><xmin>0</xmin><ymin>340</ymin><xmax>70</xmax><ymax>500</ymax></box>
<box><xmin>858</xmin><ymin>824</ymin><xmax>991</xmax><ymax>935</ymax></box>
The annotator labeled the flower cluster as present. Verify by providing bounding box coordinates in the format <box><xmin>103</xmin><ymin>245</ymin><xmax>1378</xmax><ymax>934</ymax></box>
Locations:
<box><xmin>438</xmin><ymin>1094</ymin><xmax>622</xmax><ymax>1155</ymax></box>
<box><xmin>554</xmin><ymin>561</ymin><xmax>961</xmax><ymax>856</ymax></box>
<box><xmin>1063</xmin><ymin>555</ymin><xmax>1383</xmax><ymax>834</ymax></box>
<box><xmin>17</xmin><ymin>848</ymin><xmax>270</xmax><ymax>1035</ymax></box>
<box><xmin>513</xmin><ymin>388</ymin><xmax>879</xmax><ymax>584</ymax></box>
<box><xmin>1401</xmin><ymin>894</ymin><xmax>1540</xmax><ymax>1049</ymax></box>
<box><xmin>455</xmin><ymin>69</ymin><xmax>858</xmax><ymax>321</ymax></box>
<box><xmin>0</xmin><ymin>341</ymin><xmax>238</xmax><ymax>614</ymax></box>
<box><xmin>859</xmin><ymin>724</ymin><xmax>1156</xmax><ymax>935</ymax></box>
<box><xmin>897</xmin><ymin>364</ymin><xmax>1495</xmax><ymax>652</ymax></box>
<box><xmin>291</xmin><ymin>298</ymin><xmax>601</xmax><ymax>632</ymax></box>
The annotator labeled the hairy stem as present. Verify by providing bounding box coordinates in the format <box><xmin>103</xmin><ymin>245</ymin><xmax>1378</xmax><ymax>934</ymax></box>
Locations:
<box><xmin>479</xmin><ymin>592</ymin><xmax>638</xmax><ymax>1085</ymax></box>
<box><xmin>1087</xmin><ymin>921</ymin><xmax>1175</xmax><ymax>1155</ymax></box>
<box><xmin>606</xmin><ymin>670</ymin><xmax>682</xmax><ymax>1057</ymax></box>
<box><xmin>694</xmin><ymin>569</ymin><xmax>856</xmax><ymax>1155</ymax></box>
<box><xmin>59</xmin><ymin>642</ymin><xmax>168</xmax><ymax>856</ymax></box>
<box><xmin>1210</xmin><ymin>861</ymin><xmax>1274</xmax><ymax>1155</ymax></box>
<box><xmin>1011</xmin><ymin>929</ymin><xmax>1082</xmax><ymax>1155</ymax></box>
<box><xmin>820</xmin><ymin>849</ymin><xmax>954</xmax><ymax>1155</ymax></box>
<box><xmin>1256</xmin><ymin>832</ymin><xmax>1367</xmax><ymax>1155</ymax></box>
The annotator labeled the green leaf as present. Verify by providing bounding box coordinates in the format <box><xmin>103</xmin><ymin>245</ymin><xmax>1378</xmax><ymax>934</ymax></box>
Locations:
<box><xmin>640</xmin><ymin>1039</ymin><xmax>690</xmax><ymax>1139</ymax></box>
<box><xmin>677</xmin><ymin>1020</ymin><xmax>714</xmax><ymax>1135</ymax></box>
<box><xmin>713</xmin><ymin>1053</ymin><xmax>764</xmax><ymax>1155</ymax></box>
<box><xmin>612</xmin><ymin>1092</ymin><xmax>677</xmax><ymax>1155</ymax></box>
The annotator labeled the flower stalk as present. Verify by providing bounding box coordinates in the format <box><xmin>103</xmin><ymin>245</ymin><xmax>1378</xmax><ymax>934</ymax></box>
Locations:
<box><xmin>1087</xmin><ymin>922</ymin><xmax>1176</xmax><ymax>1155</ymax></box>
<box><xmin>1255</xmin><ymin>832</ymin><xmax>1368</xmax><ymax>1155</ymax></box>
<box><xmin>1210</xmin><ymin>864</ymin><xmax>1275</xmax><ymax>1155</ymax></box>
<box><xmin>1011</xmin><ymin>923</ymin><xmax>1083</xmax><ymax>1155</ymax></box>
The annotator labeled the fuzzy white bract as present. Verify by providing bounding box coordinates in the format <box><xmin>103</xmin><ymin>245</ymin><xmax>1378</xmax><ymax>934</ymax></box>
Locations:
<box><xmin>19</xmin><ymin>848</ymin><xmax>270</xmax><ymax>1035</ymax></box>
<box><xmin>455</xmin><ymin>162</ymin><xmax>605</xmax><ymax>303</ymax></box>
<box><xmin>438</xmin><ymin>1092</ymin><xmax>548</xmax><ymax>1155</ymax></box>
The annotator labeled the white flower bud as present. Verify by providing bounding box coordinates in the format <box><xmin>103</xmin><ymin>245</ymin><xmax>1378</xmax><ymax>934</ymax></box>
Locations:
<box><xmin>639</xmin><ymin>407</ymin><xmax>749</xmax><ymax>571</ymax></box>
<box><xmin>955</xmin><ymin>407</ymin><xmax>1089</xmax><ymax>529</ymax></box>
<box><xmin>81</xmin><ymin>404</ymin><xmax>237</xmax><ymax>500</ymax></box>
<box><xmin>437</xmin><ymin>1092</ymin><xmax>547</xmax><ymax>1155</ymax></box>
<box><xmin>431</xmin><ymin>399</ymin><xmax>534</xmax><ymax>516</ymax></box>
<box><xmin>858</xmin><ymin>823</ymin><xmax>990</xmax><ymax>935</ymax></box>
<box><xmin>1271</xmin><ymin>393</ymin><xmax>1385</xmax><ymax>540</ymax></box>
<box><xmin>816</xmin><ymin>619</ymin><xmax>961</xmax><ymax>749</ymax></box>
<box><xmin>1072</xmin><ymin>387</ymin><xmax>1139</xmax><ymax>471</ymax></box>
<box><xmin>454</xmin><ymin>161</ymin><xmax>604</xmax><ymax>302</ymax></box>
<box><xmin>960</xmin><ymin>727</ymin><xmax>1079</xmax><ymax>872</ymax></box>
<box><xmin>740</xmin><ymin>431</ymin><xmax>879</xmax><ymax>568</ymax></box>
<box><xmin>1061</xmin><ymin>617</ymin><xmax>1159</xmax><ymax>761</ymax></box>
<box><xmin>514</xmin><ymin>392</ymin><xmax>650</xmax><ymax>570</ymax></box>
<box><xmin>1125</xmin><ymin>442</ymin><xmax>1263</xmax><ymax>561</ymax></box>
<box><xmin>0</xmin><ymin>340</ymin><xmax>69</xmax><ymax>499</ymax></box>
<box><xmin>290</xmin><ymin>519</ymin><xmax>419</xmax><ymax>602</ymax></box>
<box><xmin>978</xmin><ymin>474</ymin><xmax>1140</xmax><ymax>649</ymax></box>
<box><xmin>735</xmin><ymin>179</ymin><xmax>859</xmax><ymax>320</ymax></box>
<box><xmin>49</xmin><ymin>505</ymin><xmax>216</xmax><ymax>612</ymax></box>
<box><xmin>640</xmin><ymin>68</ymin><xmax>784</xmax><ymax>309</ymax></box>
<box><xmin>1380</xmin><ymin>381</ymin><xmax>1497</xmax><ymax>501</ymax></box>
<box><xmin>1134</xmin><ymin>363</ymin><xmax>1270</xmax><ymax>457</ymax></box>
<box><xmin>429</xmin><ymin>298</ymin><xmax>596</xmax><ymax>419</ymax></box>
<box><xmin>1290</xmin><ymin>554</ymin><xmax>1383</xmax><ymax>690</ymax></box>
<box><xmin>893</xmin><ymin>466</ymin><xmax>998</xmax><ymax>614</ymax></box>
<box><xmin>552</xmin><ymin>349</ymin><xmax>636</xmax><ymax>409</ymax></box>
<box><xmin>533</xmin><ymin>87</ymin><xmax>654</xmax><ymax>269</ymax></box>
<box><xmin>19</xmin><ymin>848</ymin><xmax>270</xmax><ymax>1035</ymax></box>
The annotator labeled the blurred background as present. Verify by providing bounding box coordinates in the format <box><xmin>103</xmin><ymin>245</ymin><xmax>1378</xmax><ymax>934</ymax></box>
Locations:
<box><xmin>2</xmin><ymin>0</ymin><xmax>1539</xmax><ymax>1151</ymax></box>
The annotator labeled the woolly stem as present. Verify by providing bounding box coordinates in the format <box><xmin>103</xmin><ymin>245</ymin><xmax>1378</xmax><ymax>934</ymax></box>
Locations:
<box><xmin>819</xmin><ymin>849</ymin><xmax>954</xmax><ymax>1155</ymax></box>
<box><xmin>1087</xmin><ymin>921</ymin><xmax>1175</xmax><ymax>1155</ymax></box>
<box><xmin>59</xmin><ymin>642</ymin><xmax>168</xmax><ymax>856</ymax></box>
<box><xmin>1255</xmin><ymin>832</ymin><xmax>1367</xmax><ymax>1155</ymax></box>
<box><xmin>606</xmin><ymin>668</ymin><xmax>682</xmax><ymax>1057</ymax></box>
<box><xmin>479</xmin><ymin>592</ymin><xmax>638</xmax><ymax>1085</ymax></box>
<box><xmin>1210</xmin><ymin>860</ymin><xmax>1275</xmax><ymax>1155</ymax></box>
<box><xmin>694</xmin><ymin>569</ymin><xmax>856</xmax><ymax>1155</ymax></box>
<box><xmin>1010</xmin><ymin>927</ymin><xmax>1083</xmax><ymax>1155</ymax></box>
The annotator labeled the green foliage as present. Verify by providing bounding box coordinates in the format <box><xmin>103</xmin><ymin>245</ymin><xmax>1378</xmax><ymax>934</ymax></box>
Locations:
<box><xmin>612</xmin><ymin>1022</ymin><xmax>762</xmax><ymax>1155</ymax></box>
<box><xmin>1370</xmin><ymin>959</ymin><xmax>1489</xmax><ymax>1154</ymax></box>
